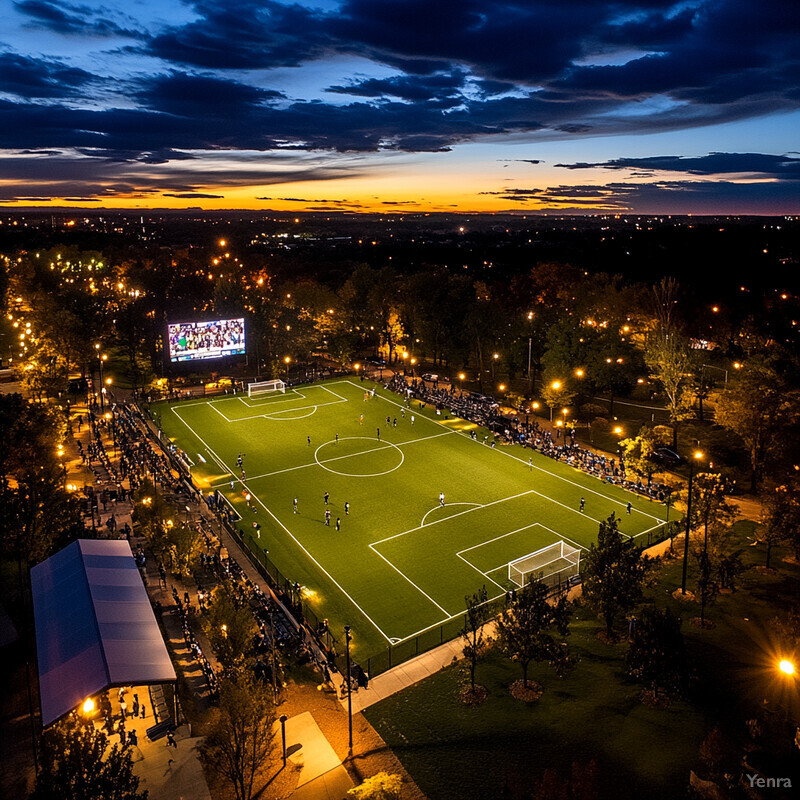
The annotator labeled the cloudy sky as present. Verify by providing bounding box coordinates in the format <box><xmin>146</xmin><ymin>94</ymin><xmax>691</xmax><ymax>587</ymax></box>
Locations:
<box><xmin>1</xmin><ymin>0</ymin><xmax>799</xmax><ymax>213</ymax></box>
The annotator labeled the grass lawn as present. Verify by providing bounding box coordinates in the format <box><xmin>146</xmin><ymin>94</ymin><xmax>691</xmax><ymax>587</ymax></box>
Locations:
<box><xmin>364</xmin><ymin>522</ymin><xmax>800</xmax><ymax>800</ymax></box>
<box><xmin>153</xmin><ymin>378</ymin><xmax>669</xmax><ymax>662</ymax></box>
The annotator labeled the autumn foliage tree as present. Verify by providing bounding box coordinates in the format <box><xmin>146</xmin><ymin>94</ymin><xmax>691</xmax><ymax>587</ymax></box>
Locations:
<box><xmin>581</xmin><ymin>513</ymin><xmax>649</xmax><ymax>641</ymax></box>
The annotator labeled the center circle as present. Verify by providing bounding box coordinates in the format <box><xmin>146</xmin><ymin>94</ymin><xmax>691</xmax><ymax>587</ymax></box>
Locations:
<box><xmin>314</xmin><ymin>436</ymin><xmax>404</xmax><ymax>477</ymax></box>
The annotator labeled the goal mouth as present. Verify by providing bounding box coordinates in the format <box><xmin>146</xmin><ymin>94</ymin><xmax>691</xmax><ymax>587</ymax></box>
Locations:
<box><xmin>248</xmin><ymin>379</ymin><xmax>286</xmax><ymax>397</ymax></box>
<box><xmin>508</xmin><ymin>540</ymin><xmax>581</xmax><ymax>589</ymax></box>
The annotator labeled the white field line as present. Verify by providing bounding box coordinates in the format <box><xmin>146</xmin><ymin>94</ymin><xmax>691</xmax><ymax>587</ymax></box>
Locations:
<box><xmin>370</xmin><ymin>489</ymin><xmax>538</xmax><ymax>548</ymax></box>
<box><xmin>171</xmin><ymin>407</ymin><xmax>232</xmax><ymax>476</ymax></box>
<box><xmin>238</xmin><ymin>389</ymin><xmax>308</xmax><ymax>408</ymax></box>
<box><xmin>264</xmin><ymin>406</ymin><xmax>319</xmax><ymax>420</ymax></box>
<box><xmin>367</xmin><ymin>545</ymin><xmax>453</xmax><ymax>617</ymax></box>
<box><xmin>420</xmin><ymin>502</ymin><xmax>482</xmax><ymax>527</ymax></box>
<box><xmin>170</xmin><ymin>404</ymin><xmax>394</xmax><ymax>643</ymax></box>
<box><xmin>335</xmin><ymin>379</ymin><xmax>666</xmax><ymax>525</ymax></box>
<box><xmin>455</xmin><ymin>551</ymin><xmax>508</xmax><ymax>593</ymax></box>
<box><xmin>459</xmin><ymin>522</ymin><xmax>583</xmax><ymax>577</ymax></box>
<box><xmin>211</xmin><ymin>429</ymin><xmax>456</xmax><ymax>486</ymax></box>
<box><xmin>457</xmin><ymin>522</ymin><xmax>545</xmax><ymax>556</ymax></box>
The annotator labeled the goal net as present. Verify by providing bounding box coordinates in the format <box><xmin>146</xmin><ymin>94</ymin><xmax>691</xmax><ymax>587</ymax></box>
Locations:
<box><xmin>248</xmin><ymin>379</ymin><xmax>286</xmax><ymax>397</ymax></box>
<box><xmin>508</xmin><ymin>540</ymin><xmax>581</xmax><ymax>589</ymax></box>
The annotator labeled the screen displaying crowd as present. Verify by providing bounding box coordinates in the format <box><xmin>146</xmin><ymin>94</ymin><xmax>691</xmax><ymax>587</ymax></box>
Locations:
<box><xmin>168</xmin><ymin>318</ymin><xmax>245</xmax><ymax>362</ymax></box>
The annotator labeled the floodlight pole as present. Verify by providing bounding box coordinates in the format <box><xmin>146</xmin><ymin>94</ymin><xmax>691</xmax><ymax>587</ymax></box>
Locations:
<box><xmin>344</xmin><ymin>625</ymin><xmax>353</xmax><ymax>755</ymax></box>
<box><xmin>681</xmin><ymin>460</ymin><xmax>696</xmax><ymax>594</ymax></box>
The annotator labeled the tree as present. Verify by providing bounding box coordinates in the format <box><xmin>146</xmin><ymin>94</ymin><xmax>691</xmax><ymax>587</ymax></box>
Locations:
<box><xmin>460</xmin><ymin>590</ymin><xmax>491</xmax><ymax>693</ymax></box>
<box><xmin>619</xmin><ymin>427</ymin><xmax>669</xmax><ymax>488</ymax></box>
<box><xmin>581</xmin><ymin>513</ymin><xmax>649</xmax><ymax>640</ymax></box>
<box><xmin>540</xmin><ymin>371</ymin><xmax>576</xmax><ymax>423</ymax></box>
<box><xmin>33</xmin><ymin>714</ymin><xmax>147</xmax><ymax>800</ymax></box>
<box><xmin>684</xmin><ymin>472</ymin><xmax>738</xmax><ymax>547</ymax></box>
<box><xmin>0</xmin><ymin>394</ymin><xmax>82</xmax><ymax>565</ymax></box>
<box><xmin>644</xmin><ymin>330</ymin><xmax>694</xmax><ymax>450</ymax></box>
<box><xmin>495</xmin><ymin>580</ymin><xmax>572</xmax><ymax>689</ymax></box>
<box><xmin>348</xmin><ymin>772</ymin><xmax>403</xmax><ymax>800</ymax></box>
<box><xmin>625</xmin><ymin>606</ymin><xmax>690</xmax><ymax>702</ymax></box>
<box><xmin>199</xmin><ymin>671</ymin><xmax>276</xmax><ymax>800</ymax></box>
<box><xmin>202</xmin><ymin>586</ymin><xmax>256</xmax><ymax>670</ymax></box>
<box><xmin>715</xmin><ymin>359</ymin><xmax>800</xmax><ymax>492</ymax></box>
<box><xmin>758</xmin><ymin>482</ymin><xmax>800</xmax><ymax>568</ymax></box>
<box><xmin>693</xmin><ymin>545</ymin><xmax>719</xmax><ymax>628</ymax></box>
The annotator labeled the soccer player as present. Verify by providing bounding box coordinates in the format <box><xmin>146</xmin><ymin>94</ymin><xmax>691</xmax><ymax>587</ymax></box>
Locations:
<box><xmin>386</xmin><ymin>415</ymin><xmax>391</xmax><ymax>425</ymax></box>
<box><xmin>439</xmin><ymin>492</ymin><xmax>445</xmax><ymax>507</ymax></box>
<box><xmin>344</xmin><ymin>502</ymin><xmax>350</xmax><ymax>515</ymax></box>
<box><xmin>401</xmin><ymin>408</ymin><xmax>405</xmax><ymax>418</ymax></box>
<box><xmin>335</xmin><ymin>433</ymin><xmax>339</xmax><ymax>445</ymax></box>
<box><xmin>359</xmin><ymin>414</ymin><xmax>364</xmax><ymax>425</ymax></box>
<box><xmin>323</xmin><ymin>491</ymin><xmax>330</xmax><ymax>505</ymax></box>
<box><xmin>307</xmin><ymin>435</ymin><xmax>311</xmax><ymax>446</ymax></box>
<box><xmin>410</xmin><ymin>414</ymin><xmax>415</xmax><ymax>425</ymax></box>
<box><xmin>377</xmin><ymin>427</ymin><xmax>380</xmax><ymax>441</ymax></box>
<box><xmin>325</xmin><ymin>509</ymin><xmax>331</xmax><ymax>526</ymax></box>
<box><xmin>393</xmin><ymin>417</ymin><xmax>397</xmax><ymax>427</ymax></box>
<box><xmin>335</xmin><ymin>517</ymin><xmax>341</xmax><ymax>531</ymax></box>
<box><xmin>580</xmin><ymin>497</ymin><xmax>585</xmax><ymax>512</ymax></box>
<box><xmin>627</xmin><ymin>501</ymin><xmax>632</xmax><ymax>515</ymax></box>
<box><xmin>293</xmin><ymin>498</ymin><xmax>298</xmax><ymax>514</ymax></box>
<box><xmin>529</xmin><ymin>456</ymin><xmax>533</xmax><ymax>471</ymax></box>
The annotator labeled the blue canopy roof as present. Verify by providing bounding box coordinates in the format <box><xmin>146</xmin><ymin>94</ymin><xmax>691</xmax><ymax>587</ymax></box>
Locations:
<box><xmin>31</xmin><ymin>539</ymin><xmax>175</xmax><ymax>727</ymax></box>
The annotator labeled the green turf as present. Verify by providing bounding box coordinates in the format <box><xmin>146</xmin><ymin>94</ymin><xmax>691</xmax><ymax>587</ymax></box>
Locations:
<box><xmin>363</xmin><ymin>522</ymin><xmax>800</xmax><ymax>800</ymax></box>
<box><xmin>153</xmin><ymin>379</ymin><xmax>669</xmax><ymax>659</ymax></box>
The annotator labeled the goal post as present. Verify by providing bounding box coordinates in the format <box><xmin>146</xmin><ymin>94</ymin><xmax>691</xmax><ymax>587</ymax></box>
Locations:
<box><xmin>508</xmin><ymin>540</ymin><xmax>581</xmax><ymax>590</ymax></box>
<box><xmin>247</xmin><ymin>379</ymin><xmax>286</xmax><ymax>397</ymax></box>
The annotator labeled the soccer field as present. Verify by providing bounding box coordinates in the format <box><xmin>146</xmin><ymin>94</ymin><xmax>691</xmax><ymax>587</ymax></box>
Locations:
<box><xmin>153</xmin><ymin>379</ymin><xmax>669</xmax><ymax>661</ymax></box>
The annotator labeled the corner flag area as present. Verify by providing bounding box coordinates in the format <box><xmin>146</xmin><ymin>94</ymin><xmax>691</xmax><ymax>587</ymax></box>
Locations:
<box><xmin>153</xmin><ymin>380</ymin><xmax>669</xmax><ymax>660</ymax></box>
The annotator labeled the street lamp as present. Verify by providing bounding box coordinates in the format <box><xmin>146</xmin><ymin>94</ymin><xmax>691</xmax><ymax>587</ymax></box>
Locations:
<box><xmin>458</xmin><ymin>373</ymin><xmax>465</xmax><ymax>393</ymax></box>
<box><xmin>279</xmin><ymin>714</ymin><xmax>288</xmax><ymax>766</ymax></box>
<box><xmin>526</xmin><ymin>311</ymin><xmax>534</xmax><ymax>393</ymax></box>
<box><xmin>681</xmin><ymin>450</ymin><xmax>704</xmax><ymax>594</ymax></box>
<box><xmin>779</xmin><ymin>659</ymin><xmax>796</xmax><ymax>677</ymax></box>
<box><xmin>344</xmin><ymin>625</ymin><xmax>353</xmax><ymax>755</ymax></box>
<box><xmin>98</xmin><ymin>353</ymin><xmax>108</xmax><ymax>410</ymax></box>
<box><xmin>549</xmin><ymin>381</ymin><xmax>561</xmax><ymax>422</ymax></box>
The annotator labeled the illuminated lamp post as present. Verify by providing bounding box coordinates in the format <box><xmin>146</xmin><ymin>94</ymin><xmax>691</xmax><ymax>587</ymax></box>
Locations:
<box><xmin>681</xmin><ymin>451</ymin><xmax>704</xmax><ymax>594</ymax></box>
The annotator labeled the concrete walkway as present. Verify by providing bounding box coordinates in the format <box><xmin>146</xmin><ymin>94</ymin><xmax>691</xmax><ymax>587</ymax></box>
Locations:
<box><xmin>279</xmin><ymin>711</ymin><xmax>354</xmax><ymax>799</ymax></box>
<box><xmin>338</xmin><ymin>624</ymin><xmax>495</xmax><ymax>714</ymax></box>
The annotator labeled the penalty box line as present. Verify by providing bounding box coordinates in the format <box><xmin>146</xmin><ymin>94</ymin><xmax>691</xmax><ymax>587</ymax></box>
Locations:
<box><xmin>169</xmin><ymin>404</ymin><xmax>396</xmax><ymax>645</ymax></box>
<box><xmin>371</xmin><ymin>493</ymin><xmax>589</xmax><ymax>612</ymax></box>
<box><xmin>337</xmin><ymin>379</ymin><xmax>666</xmax><ymax>528</ymax></box>
<box><xmin>457</xmin><ymin>521</ymin><xmax>581</xmax><ymax>580</ymax></box>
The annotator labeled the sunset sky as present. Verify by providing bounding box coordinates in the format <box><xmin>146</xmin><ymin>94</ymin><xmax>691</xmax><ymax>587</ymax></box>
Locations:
<box><xmin>2</xmin><ymin>0</ymin><xmax>799</xmax><ymax>213</ymax></box>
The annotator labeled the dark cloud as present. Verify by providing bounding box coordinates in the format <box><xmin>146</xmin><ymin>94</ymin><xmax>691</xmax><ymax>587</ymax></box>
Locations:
<box><xmin>327</xmin><ymin>71</ymin><xmax>467</xmax><ymax>104</ymax></box>
<box><xmin>483</xmin><ymin>179</ymin><xmax>800</xmax><ymax>214</ymax></box>
<box><xmin>137</xmin><ymin>73</ymin><xmax>284</xmax><ymax>117</ymax></box>
<box><xmin>14</xmin><ymin>0</ymin><xmax>144</xmax><ymax>38</ymax></box>
<box><xmin>555</xmin><ymin>153</ymin><xmax>800</xmax><ymax>177</ymax></box>
<box><xmin>0</xmin><ymin>52</ymin><xmax>95</xmax><ymax>98</ymax></box>
<box><xmin>163</xmin><ymin>192</ymin><xmax>224</xmax><ymax>198</ymax></box>
<box><xmin>2</xmin><ymin>0</ymin><xmax>800</xmax><ymax>209</ymax></box>
<box><xmin>147</xmin><ymin>0</ymin><xmax>330</xmax><ymax>69</ymax></box>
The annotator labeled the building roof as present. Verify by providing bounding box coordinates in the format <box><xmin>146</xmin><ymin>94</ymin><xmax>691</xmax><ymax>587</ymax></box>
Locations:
<box><xmin>31</xmin><ymin>539</ymin><xmax>175</xmax><ymax>727</ymax></box>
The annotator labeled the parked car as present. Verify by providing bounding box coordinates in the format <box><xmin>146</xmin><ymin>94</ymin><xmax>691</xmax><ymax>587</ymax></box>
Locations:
<box><xmin>421</xmin><ymin>373</ymin><xmax>439</xmax><ymax>382</ymax></box>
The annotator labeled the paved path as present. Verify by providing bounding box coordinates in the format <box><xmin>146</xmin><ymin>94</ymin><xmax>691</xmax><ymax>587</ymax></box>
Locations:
<box><xmin>338</xmin><ymin>623</ymin><xmax>496</xmax><ymax>714</ymax></box>
<box><xmin>278</xmin><ymin>711</ymin><xmax>354</xmax><ymax>799</ymax></box>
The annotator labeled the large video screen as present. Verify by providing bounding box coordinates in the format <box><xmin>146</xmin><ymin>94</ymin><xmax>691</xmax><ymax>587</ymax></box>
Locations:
<box><xmin>168</xmin><ymin>318</ymin><xmax>245</xmax><ymax>362</ymax></box>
